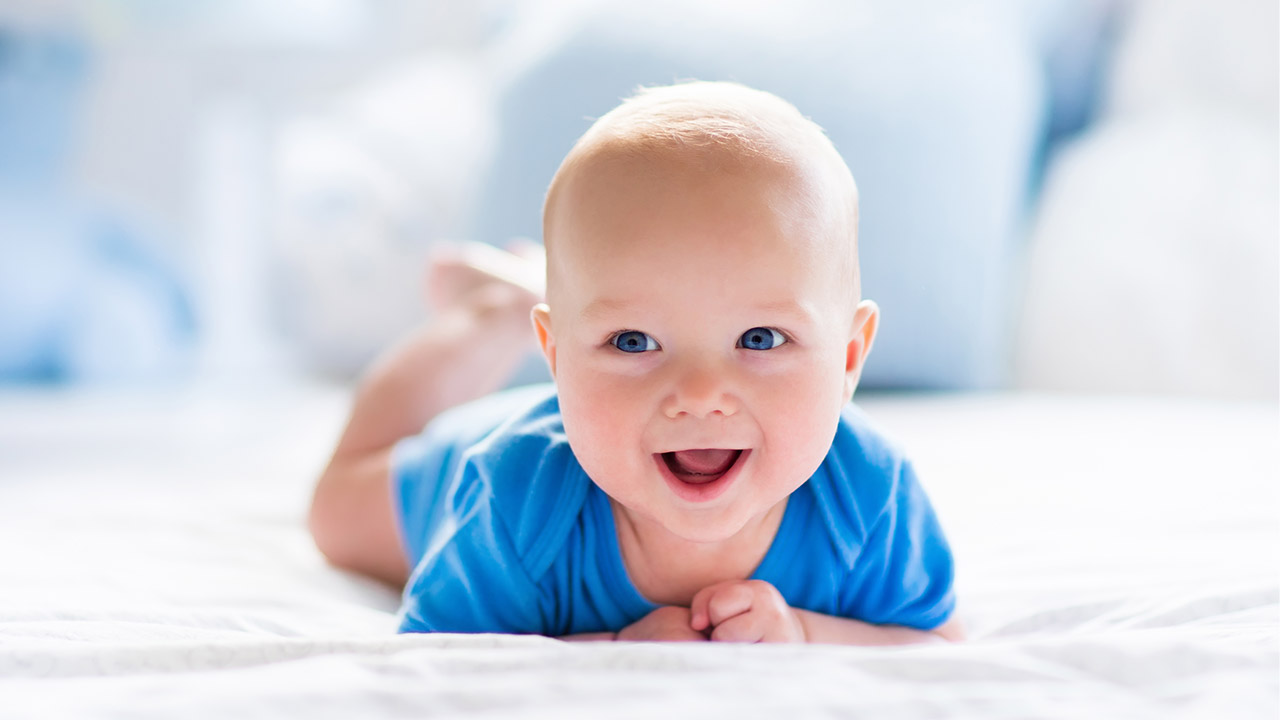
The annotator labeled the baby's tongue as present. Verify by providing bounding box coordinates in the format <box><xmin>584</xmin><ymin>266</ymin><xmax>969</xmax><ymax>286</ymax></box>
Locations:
<box><xmin>670</xmin><ymin>449</ymin><xmax>738</xmax><ymax>477</ymax></box>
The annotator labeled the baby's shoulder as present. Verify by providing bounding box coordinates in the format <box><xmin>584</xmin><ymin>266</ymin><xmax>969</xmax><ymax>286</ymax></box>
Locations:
<box><xmin>807</xmin><ymin>404</ymin><xmax>917</xmax><ymax>559</ymax></box>
<box><xmin>457</xmin><ymin>386</ymin><xmax>592</xmax><ymax>575</ymax></box>
<box><xmin>831</xmin><ymin>403</ymin><xmax>910</xmax><ymax>478</ymax></box>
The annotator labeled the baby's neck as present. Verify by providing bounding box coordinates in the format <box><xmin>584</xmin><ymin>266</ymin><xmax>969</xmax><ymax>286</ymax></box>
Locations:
<box><xmin>610</xmin><ymin>498</ymin><xmax>788</xmax><ymax>607</ymax></box>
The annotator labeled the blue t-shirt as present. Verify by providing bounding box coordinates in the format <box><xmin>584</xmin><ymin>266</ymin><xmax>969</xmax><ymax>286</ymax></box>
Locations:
<box><xmin>392</xmin><ymin>383</ymin><xmax>955</xmax><ymax>636</ymax></box>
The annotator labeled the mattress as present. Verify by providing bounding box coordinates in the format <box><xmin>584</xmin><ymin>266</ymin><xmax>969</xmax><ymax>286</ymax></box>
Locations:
<box><xmin>0</xmin><ymin>383</ymin><xmax>1275</xmax><ymax>718</ymax></box>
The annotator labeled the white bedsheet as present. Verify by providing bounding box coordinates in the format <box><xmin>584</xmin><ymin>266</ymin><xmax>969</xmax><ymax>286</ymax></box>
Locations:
<box><xmin>0</xmin><ymin>384</ymin><xmax>1276</xmax><ymax>718</ymax></box>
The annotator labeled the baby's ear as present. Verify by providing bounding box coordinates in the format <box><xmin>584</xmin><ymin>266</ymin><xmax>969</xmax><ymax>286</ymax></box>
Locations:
<box><xmin>842</xmin><ymin>300</ymin><xmax>879</xmax><ymax>403</ymax></box>
<box><xmin>531</xmin><ymin>303</ymin><xmax>557</xmax><ymax>376</ymax></box>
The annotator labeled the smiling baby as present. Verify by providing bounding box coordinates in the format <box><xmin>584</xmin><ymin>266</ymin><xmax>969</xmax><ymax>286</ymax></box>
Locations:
<box><xmin>309</xmin><ymin>81</ymin><xmax>961</xmax><ymax>644</ymax></box>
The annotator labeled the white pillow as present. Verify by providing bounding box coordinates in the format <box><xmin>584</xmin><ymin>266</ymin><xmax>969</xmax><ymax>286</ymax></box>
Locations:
<box><xmin>1015</xmin><ymin>110</ymin><xmax>1278</xmax><ymax>399</ymax></box>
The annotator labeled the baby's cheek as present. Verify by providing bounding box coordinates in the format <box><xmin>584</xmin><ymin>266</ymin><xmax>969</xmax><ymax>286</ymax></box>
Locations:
<box><xmin>560</xmin><ymin>375</ymin><xmax>637</xmax><ymax>458</ymax></box>
<box><xmin>559</xmin><ymin>388</ymin><xmax>605</xmax><ymax>446</ymax></box>
<box><xmin>769</xmin><ymin>378</ymin><xmax>842</xmax><ymax>467</ymax></box>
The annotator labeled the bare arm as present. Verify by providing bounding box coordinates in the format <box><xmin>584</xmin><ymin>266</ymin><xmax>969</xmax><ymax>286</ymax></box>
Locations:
<box><xmin>795</xmin><ymin>610</ymin><xmax>966</xmax><ymax>645</ymax></box>
<box><xmin>559</xmin><ymin>606</ymin><xmax>708</xmax><ymax>643</ymax></box>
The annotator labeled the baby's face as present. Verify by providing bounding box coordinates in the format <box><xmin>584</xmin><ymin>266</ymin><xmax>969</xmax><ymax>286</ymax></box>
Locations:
<box><xmin>535</xmin><ymin>152</ymin><xmax>876</xmax><ymax>544</ymax></box>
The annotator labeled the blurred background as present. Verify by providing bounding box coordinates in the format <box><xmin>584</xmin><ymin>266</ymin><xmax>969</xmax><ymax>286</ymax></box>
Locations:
<box><xmin>1</xmin><ymin>0</ymin><xmax>1275</xmax><ymax>399</ymax></box>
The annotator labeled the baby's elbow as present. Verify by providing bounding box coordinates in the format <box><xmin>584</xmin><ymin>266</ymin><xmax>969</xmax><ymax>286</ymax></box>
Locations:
<box><xmin>307</xmin><ymin>475</ymin><xmax>349</xmax><ymax>567</ymax></box>
<box><xmin>930</xmin><ymin>616</ymin><xmax>967</xmax><ymax>642</ymax></box>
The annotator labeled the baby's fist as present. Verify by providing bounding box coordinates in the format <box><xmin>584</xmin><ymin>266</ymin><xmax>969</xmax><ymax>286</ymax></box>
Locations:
<box><xmin>616</xmin><ymin>605</ymin><xmax>708</xmax><ymax>643</ymax></box>
<box><xmin>689</xmin><ymin>580</ymin><xmax>806</xmax><ymax>643</ymax></box>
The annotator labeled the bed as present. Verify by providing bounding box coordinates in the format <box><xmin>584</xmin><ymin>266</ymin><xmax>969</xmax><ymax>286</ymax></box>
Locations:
<box><xmin>1</xmin><ymin>383</ymin><xmax>1274</xmax><ymax>718</ymax></box>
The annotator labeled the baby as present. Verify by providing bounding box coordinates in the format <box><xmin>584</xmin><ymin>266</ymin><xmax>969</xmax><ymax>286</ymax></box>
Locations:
<box><xmin>309</xmin><ymin>81</ymin><xmax>961</xmax><ymax>644</ymax></box>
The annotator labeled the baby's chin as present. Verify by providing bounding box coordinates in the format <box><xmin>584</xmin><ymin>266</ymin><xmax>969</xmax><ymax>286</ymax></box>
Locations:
<box><xmin>647</xmin><ymin>497</ymin><xmax>790</xmax><ymax>546</ymax></box>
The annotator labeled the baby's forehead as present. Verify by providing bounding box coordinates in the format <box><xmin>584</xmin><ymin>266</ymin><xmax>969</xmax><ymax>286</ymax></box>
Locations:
<box><xmin>549</xmin><ymin>145</ymin><xmax>856</xmax><ymax>296</ymax></box>
<box><xmin>554</xmin><ymin>131</ymin><xmax>854</xmax><ymax>247</ymax></box>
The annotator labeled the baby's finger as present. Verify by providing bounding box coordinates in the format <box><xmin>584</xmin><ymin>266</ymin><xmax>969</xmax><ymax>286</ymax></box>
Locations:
<box><xmin>705</xmin><ymin>583</ymin><xmax>756</xmax><ymax>628</ymax></box>
<box><xmin>689</xmin><ymin>581</ymin><xmax>743</xmax><ymax>631</ymax></box>
<box><xmin>688</xmin><ymin>585</ymin><xmax>715</xmax><ymax>631</ymax></box>
<box><xmin>709</xmin><ymin>612</ymin><xmax>764</xmax><ymax>644</ymax></box>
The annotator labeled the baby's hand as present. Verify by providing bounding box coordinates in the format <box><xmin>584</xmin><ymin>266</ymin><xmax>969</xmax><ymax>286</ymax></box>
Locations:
<box><xmin>689</xmin><ymin>580</ymin><xmax>806</xmax><ymax>643</ymax></box>
<box><xmin>616</xmin><ymin>606</ymin><xmax>709</xmax><ymax>642</ymax></box>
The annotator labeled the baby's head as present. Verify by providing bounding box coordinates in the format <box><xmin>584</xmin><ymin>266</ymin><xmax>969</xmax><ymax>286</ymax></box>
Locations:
<box><xmin>532</xmin><ymin>81</ymin><xmax>878</xmax><ymax>543</ymax></box>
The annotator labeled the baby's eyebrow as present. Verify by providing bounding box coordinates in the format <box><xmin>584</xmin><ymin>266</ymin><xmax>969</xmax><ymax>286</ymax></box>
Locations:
<box><xmin>580</xmin><ymin>297</ymin><xmax>818</xmax><ymax>325</ymax></box>
<box><xmin>750</xmin><ymin>299</ymin><xmax>819</xmax><ymax>324</ymax></box>
<box><xmin>580</xmin><ymin>297</ymin><xmax>631</xmax><ymax>321</ymax></box>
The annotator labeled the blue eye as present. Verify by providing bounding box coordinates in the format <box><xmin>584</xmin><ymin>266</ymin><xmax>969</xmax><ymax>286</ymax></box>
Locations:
<box><xmin>738</xmin><ymin>327</ymin><xmax>786</xmax><ymax>351</ymax></box>
<box><xmin>612</xmin><ymin>331</ymin><xmax>659</xmax><ymax>353</ymax></box>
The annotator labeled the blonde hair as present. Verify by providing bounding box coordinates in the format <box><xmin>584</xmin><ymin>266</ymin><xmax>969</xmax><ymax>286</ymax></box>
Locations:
<box><xmin>543</xmin><ymin>81</ymin><xmax>861</xmax><ymax>298</ymax></box>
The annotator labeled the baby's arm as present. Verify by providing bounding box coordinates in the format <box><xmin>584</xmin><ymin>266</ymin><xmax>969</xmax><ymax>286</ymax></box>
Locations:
<box><xmin>561</xmin><ymin>607</ymin><xmax>708</xmax><ymax>643</ymax></box>
<box><xmin>689</xmin><ymin>580</ymin><xmax>964</xmax><ymax>645</ymax></box>
<box><xmin>792</xmin><ymin>609</ymin><xmax>965</xmax><ymax>645</ymax></box>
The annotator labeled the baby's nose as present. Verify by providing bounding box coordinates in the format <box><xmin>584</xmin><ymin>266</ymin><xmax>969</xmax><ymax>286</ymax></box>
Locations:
<box><xmin>662</xmin><ymin>366</ymin><xmax>739</xmax><ymax>419</ymax></box>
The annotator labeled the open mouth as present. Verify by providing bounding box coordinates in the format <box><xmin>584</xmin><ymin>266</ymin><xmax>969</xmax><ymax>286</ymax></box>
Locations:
<box><xmin>662</xmin><ymin>449</ymin><xmax>743</xmax><ymax>483</ymax></box>
<box><xmin>656</xmin><ymin>448</ymin><xmax>750</xmax><ymax>502</ymax></box>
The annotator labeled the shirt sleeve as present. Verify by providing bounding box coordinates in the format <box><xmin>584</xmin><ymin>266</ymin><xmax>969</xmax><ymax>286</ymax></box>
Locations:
<box><xmin>391</xmin><ymin>384</ymin><xmax>552</xmax><ymax>568</ymax></box>
<box><xmin>391</xmin><ymin>429</ymin><xmax>461</xmax><ymax>570</ymax></box>
<box><xmin>396</xmin><ymin>465</ymin><xmax>548</xmax><ymax>634</ymax></box>
<box><xmin>839</xmin><ymin>459</ymin><xmax>956</xmax><ymax>630</ymax></box>
<box><xmin>390</xmin><ymin>385</ymin><xmax>557</xmax><ymax>635</ymax></box>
